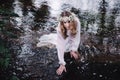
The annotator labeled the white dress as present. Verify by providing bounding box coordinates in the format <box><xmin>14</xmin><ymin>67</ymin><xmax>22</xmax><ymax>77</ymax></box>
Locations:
<box><xmin>56</xmin><ymin>17</ymin><xmax>81</xmax><ymax>65</ymax></box>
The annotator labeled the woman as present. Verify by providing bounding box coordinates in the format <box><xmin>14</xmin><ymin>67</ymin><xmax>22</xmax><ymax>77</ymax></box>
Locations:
<box><xmin>56</xmin><ymin>11</ymin><xmax>81</xmax><ymax>80</ymax></box>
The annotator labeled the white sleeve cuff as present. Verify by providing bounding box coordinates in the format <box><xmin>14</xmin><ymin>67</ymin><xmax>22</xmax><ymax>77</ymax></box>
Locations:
<box><xmin>71</xmin><ymin>46</ymin><xmax>78</xmax><ymax>52</ymax></box>
<box><xmin>59</xmin><ymin>61</ymin><xmax>66</xmax><ymax>65</ymax></box>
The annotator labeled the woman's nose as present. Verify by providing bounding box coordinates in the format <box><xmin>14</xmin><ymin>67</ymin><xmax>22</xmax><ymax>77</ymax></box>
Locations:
<box><xmin>66</xmin><ymin>22</ymin><xmax>70</xmax><ymax>26</ymax></box>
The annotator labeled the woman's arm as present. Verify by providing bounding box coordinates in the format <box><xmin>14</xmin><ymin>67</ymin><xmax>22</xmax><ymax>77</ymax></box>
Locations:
<box><xmin>56</xmin><ymin>24</ymin><xmax>66</xmax><ymax>66</ymax></box>
<box><xmin>71</xmin><ymin>18</ymin><xmax>81</xmax><ymax>52</ymax></box>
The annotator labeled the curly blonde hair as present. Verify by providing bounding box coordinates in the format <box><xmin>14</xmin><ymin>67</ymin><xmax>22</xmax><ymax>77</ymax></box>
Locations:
<box><xmin>59</xmin><ymin>11</ymin><xmax>77</xmax><ymax>39</ymax></box>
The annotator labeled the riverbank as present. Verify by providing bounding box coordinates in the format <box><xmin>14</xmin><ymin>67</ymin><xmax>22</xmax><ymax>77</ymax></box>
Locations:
<box><xmin>20</xmin><ymin>46</ymin><xmax>120</xmax><ymax>80</ymax></box>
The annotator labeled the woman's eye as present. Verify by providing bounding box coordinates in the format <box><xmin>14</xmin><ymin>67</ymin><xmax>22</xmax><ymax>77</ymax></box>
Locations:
<box><xmin>64</xmin><ymin>22</ymin><xmax>67</xmax><ymax>23</ymax></box>
<box><xmin>68</xmin><ymin>21</ymin><xmax>70</xmax><ymax>23</ymax></box>
<box><xmin>63</xmin><ymin>21</ymin><xmax>70</xmax><ymax>23</ymax></box>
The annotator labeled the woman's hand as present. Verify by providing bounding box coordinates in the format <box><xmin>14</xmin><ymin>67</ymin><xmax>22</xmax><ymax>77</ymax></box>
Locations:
<box><xmin>70</xmin><ymin>51</ymin><xmax>79</xmax><ymax>60</ymax></box>
<box><xmin>56</xmin><ymin>64</ymin><xmax>66</xmax><ymax>75</ymax></box>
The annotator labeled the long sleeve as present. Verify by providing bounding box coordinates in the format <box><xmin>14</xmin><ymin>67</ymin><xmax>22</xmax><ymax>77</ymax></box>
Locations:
<box><xmin>71</xmin><ymin>18</ymin><xmax>81</xmax><ymax>51</ymax></box>
<box><xmin>56</xmin><ymin>23</ymin><xmax>66</xmax><ymax>65</ymax></box>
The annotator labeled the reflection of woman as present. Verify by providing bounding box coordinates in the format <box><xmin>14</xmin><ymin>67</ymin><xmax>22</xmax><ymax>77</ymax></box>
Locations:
<box><xmin>56</xmin><ymin>11</ymin><xmax>81</xmax><ymax>80</ymax></box>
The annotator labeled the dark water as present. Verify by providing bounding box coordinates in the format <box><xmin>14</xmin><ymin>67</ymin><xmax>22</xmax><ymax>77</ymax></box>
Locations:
<box><xmin>81</xmin><ymin>62</ymin><xmax>120</xmax><ymax>80</ymax></box>
<box><xmin>59</xmin><ymin>62</ymin><xmax>120</xmax><ymax>80</ymax></box>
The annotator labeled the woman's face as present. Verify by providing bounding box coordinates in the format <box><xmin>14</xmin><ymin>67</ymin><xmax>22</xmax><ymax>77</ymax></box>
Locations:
<box><xmin>63</xmin><ymin>20</ymin><xmax>71</xmax><ymax>30</ymax></box>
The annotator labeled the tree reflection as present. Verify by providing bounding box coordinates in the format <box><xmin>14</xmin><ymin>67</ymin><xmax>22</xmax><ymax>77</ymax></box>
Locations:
<box><xmin>33</xmin><ymin>1</ymin><xmax>50</xmax><ymax>30</ymax></box>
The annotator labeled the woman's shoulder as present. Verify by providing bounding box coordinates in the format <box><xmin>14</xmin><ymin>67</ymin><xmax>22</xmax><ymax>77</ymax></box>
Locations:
<box><xmin>56</xmin><ymin>24</ymin><xmax>61</xmax><ymax>32</ymax></box>
<box><xmin>56</xmin><ymin>25</ymin><xmax>60</xmax><ymax>30</ymax></box>
<box><xmin>74</xmin><ymin>16</ymin><xmax>80</xmax><ymax>23</ymax></box>
<box><xmin>74</xmin><ymin>16</ymin><xmax>81</xmax><ymax>32</ymax></box>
